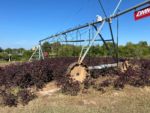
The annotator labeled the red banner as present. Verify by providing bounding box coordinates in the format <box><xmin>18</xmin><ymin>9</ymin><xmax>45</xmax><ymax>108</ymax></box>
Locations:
<box><xmin>134</xmin><ymin>6</ymin><xmax>150</xmax><ymax>21</ymax></box>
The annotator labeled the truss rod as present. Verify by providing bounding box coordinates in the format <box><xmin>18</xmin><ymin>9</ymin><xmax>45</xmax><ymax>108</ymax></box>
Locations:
<box><xmin>39</xmin><ymin>21</ymin><xmax>101</xmax><ymax>43</ymax></box>
<box><xmin>79</xmin><ymin>21</ymin><xmax>106</xmax><ymax>64</ymax></box>
<box><xmin>56</xmin><ymin>39</ymin><xmax>112</xmax><ymax>43</ymax></box>
<box><xmin>39</xmin><ymin>0</ymin><xmax>149</xmax><ymax>43</ymax></box>
<box><xmin>93</xmin><ymin>25</ymin><xmax>110</xmax><ymax>51</ymax></box>
<box><xmin>111</xmin><ymin>0</ymin><xmax>150</xmax><ymax>19</ymax></box>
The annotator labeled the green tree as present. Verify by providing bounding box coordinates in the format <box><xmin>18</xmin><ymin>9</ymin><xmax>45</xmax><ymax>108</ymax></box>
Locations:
<box><xmin>138</xmin><ymin>41</ymin><xmax>148</xmax><ymax>47</ymax></box>
<box><xmin>42</xmin><ymin>42</ymin><xmax>51</xmax><ymax>52</ymax></box>
<box><xmin>22</xmin><ymin>50</ymin><xmax>33</xmax><ymax>61</ymax></box>
<box><xmin>5</xmin><ymin>48</ymin><xmax>12</xmax><ymax>54</ymax></box>
<box><xmin>0</xmin><ymin>47</ymin><xmax>3</xmax><ymax>52</ymax></box>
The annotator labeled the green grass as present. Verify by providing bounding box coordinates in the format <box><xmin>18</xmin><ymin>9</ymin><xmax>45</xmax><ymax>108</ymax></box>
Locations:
<box><xmin>1</xmin><ymin>86</ymin><xmax>150</xmax><ymax>113</ymax></box>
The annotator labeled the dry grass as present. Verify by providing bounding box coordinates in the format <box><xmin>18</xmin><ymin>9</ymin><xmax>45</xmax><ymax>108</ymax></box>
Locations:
<box><xmin>1</xmin><ymin>85</ymin><xmax>150</xmax><ymax>113</ymax></box>
<box><xmin>0</xmin><ymin>61</ymin><xmax>10</xmax><ymax>67</ymax></box>
<box><xmin>0</xmin><ymin>61</ymin><xmax>24</xmax><ymax>67</ymax></box>
<box><xmin>0</xmin><ymin>61</ymin><xmax>15</xmax><ymax>67</ymax></box>
<box><xmin>1</xmin><ymin>62</ymin><xmax>150</xmax><ymax>113</ymax></box>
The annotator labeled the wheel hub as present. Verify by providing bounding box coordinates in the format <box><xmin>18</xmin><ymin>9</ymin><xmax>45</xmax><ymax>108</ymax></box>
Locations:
<box><xmin>67</xmin><ymin>62</ymin><xmax>89</xmax><ymax>83</ymax></box>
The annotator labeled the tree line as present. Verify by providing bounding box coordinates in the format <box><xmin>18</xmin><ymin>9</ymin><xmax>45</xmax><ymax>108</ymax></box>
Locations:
<box><xmin>0</xmin><ymin>41</ymin><xmax>150</xmax><ymax>62</ymax></box>
<box><xmin>42</xmin><ymin>41</ymin><xmax>150</xmax><ymax>59</ymax></box>
<box><xmin>0</xmin><ymin>48</ymin><xmax>32</xmax><ymax>61</ymax></box>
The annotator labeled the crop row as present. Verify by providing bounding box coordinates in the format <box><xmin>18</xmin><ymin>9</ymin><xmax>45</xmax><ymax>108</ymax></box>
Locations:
<box><xmin>0</xmin><ymin>57</ymin><xmax>150</xmax><ymax>106</ymax></box>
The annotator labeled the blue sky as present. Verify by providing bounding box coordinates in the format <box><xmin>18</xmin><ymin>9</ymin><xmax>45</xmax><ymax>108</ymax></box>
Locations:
<box><xmin>0</xmin><ymin>0</ymin><xmax>149</xmax><ymax>49</ymax></box>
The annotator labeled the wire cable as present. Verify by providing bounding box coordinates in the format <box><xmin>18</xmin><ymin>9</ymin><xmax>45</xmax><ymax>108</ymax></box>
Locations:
<box><xmin>57</xmin><ymin>0</ymin><xmax>89</xmax><ymax>33</ymax></box>
<box><xmin>97</xmin><ymin>0</ymin><xmax>108</xmax><ymax>18</ymax></box>
<box><xmin>116</xmin><ymin>11</ymin><xmax>119</xmax><ymax>64</ymax></box>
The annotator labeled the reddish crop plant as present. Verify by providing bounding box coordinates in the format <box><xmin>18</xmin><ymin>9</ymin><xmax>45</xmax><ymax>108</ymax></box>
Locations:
<box><xmin>0</xmin><ymin>57</ymin><xmax>150</xmax><ymax>106</ymax></box>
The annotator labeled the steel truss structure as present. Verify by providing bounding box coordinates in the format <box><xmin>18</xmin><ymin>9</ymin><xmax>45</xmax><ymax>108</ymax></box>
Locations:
<box><xmin>29</xmin><ymin>0</ymin><xmax>150</xmax><ymax>69</ymax></box>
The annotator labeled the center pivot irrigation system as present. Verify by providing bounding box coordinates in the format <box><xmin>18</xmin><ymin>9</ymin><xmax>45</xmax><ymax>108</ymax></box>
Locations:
<box><xmin>29</xmin><ymin>0</ymin><xmax>150</xmax><ymax>83</ymax></box>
